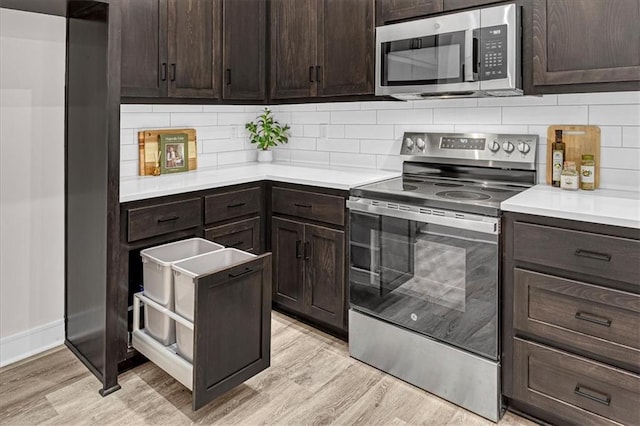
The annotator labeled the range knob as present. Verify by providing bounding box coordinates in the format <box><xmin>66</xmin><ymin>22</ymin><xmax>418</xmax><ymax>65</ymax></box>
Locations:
<box><xmin>416</xmin><ymin>138</ymin><xmax>426</xmax><ymax>151</ymax></box>
<box><xmin>488</xmin><ymin>140</ymin><xmax>501</xmax><ymax>153</ymax></box>
<box><xmin>517</xmin><ymin>141</ymin><xmax>531</xmax><ymax>154</ymax></box>
<box><xmin>502</xmin><ymin>141</ymin><xmax>515</xmax><ymax>154</ymax></box>
<box><xmin>404</xmin><ymin>137</ymin><xmax>415</xmax><ymax>150</ymax></box>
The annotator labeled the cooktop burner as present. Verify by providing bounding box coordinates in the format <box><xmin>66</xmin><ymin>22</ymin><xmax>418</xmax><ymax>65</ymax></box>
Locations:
<box><xmin>436</xmin><ymin>190</ymin><xmax>491</xmax><ymax>201</ymax></box>
<box><xmin>434</xmin><ymin>182</ymin><xmax>464</xmax><ymax>188</ymax></box>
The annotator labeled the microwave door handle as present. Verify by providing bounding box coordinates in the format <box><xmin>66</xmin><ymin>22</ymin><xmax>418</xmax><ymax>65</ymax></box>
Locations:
<box><xmin>464</xmin><ymin>29</ymin><xmax>475</xmax><ymax>82</ymax></box>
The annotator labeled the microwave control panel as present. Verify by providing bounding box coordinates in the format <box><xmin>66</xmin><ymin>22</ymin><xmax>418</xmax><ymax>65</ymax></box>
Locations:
<box><xmin>478</xmin><ymin>25</ymin><xmax>507</xmax><ymax>81</ymax></box>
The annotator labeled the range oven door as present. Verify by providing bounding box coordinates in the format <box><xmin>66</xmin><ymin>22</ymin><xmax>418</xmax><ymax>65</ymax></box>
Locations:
<box><xmin>348</xmin><ymin>198</ymin><xmax>500</xmax><ymax>360</ymax></box>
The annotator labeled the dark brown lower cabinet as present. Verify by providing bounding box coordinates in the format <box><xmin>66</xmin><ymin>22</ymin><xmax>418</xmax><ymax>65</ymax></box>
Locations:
<box><xmin>205</xmin><ymin>216</ymin><xmax>261</xmax><ymax>253</ymax></box>
<box><xmin>272</xmin><ymin>216</ymin><xmax>345</xmax><ymax>330</ymax></box>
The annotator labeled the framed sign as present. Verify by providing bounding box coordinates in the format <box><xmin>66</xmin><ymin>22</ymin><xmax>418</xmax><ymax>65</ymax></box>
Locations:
<box><xmin>159</xmin><ymin>133</ymin><xmax>189</xmax><ymax>174</ymax></box>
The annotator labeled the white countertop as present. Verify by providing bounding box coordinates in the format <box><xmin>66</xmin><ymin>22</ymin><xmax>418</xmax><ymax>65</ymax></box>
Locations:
<box><xmin>120</xmin><ymin>163</ymin><xmax>400</xmax><ymax>203</ymax></box>
<box><xmin>501</xmin><ymin>185</ymin><xmax>640</xmax><ymax>229</ymax></box>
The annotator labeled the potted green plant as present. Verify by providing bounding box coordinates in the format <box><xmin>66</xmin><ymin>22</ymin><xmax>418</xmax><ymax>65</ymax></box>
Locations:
<box><xmin>245</xmin><ymin>107</ymin><xmax>290</xmax><ymax>163</ymax></box>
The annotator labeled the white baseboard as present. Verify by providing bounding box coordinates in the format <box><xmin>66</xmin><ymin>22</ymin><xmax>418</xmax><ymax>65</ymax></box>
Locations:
<box><xmin>0</xmin><ymin>319</ymin><xmax>65</xmax><ymax>368</ymax></box>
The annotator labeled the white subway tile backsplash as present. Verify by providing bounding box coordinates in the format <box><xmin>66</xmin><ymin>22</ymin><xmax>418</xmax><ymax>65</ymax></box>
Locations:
<box><xmin>503</xmin><ymin>106</ymin><xmax>588</xmax><ymax>125</ymax></box>
<box><xmin>291</xmin><ymin>111</ymin><xmax>330</xmax><ymax>124</ymax></box>
<box><xmin>589</xmin><ymin>104</ymin><xmax>640</xmax><ymax>126</ymax></box>
<box><xmin>599</xmin><ymin>126</ymin><xmax>623</xmax><ymax>147</ymax></box>
<box><xmin>330</xmin><ymin>110</ymin><xmax>376</xmax><ymax>125</ymax></box>
<box><xmin>317</xmin><ymin>138</ymin><xmax>360</xmax><ymax>153</ymax></box>
<box><xmin>558</xmin><ymin>91</ymin><xmax>640</xmax><ymax>105</ymax></box>
<box><xmin>434</xmin><ymin>107</ymin><xmax>501</xmax><ymax>124</ymax></box>
<box><xmin>377</xmin><ymin>109</ymin><xmax>432</xmax><ymax>125</ymax></box>
<box><xmin>623</xmin><ymin>127</ymin><xmax>640</xmax><ymax>148</ymax></box>
<box><xmin>120</xmin><ymin>112</ymin><xmax>170</xmax><ymax>129</ymax></box>
<box><xmin>477</xmin><ymin>95</ymin><xmax>558</xmax><ymax>107</ymax></box>
<box><xmin>121</xmin><ymin>93</ymin><xmax>640</xmax><ymax>190</ymax></box>
<box><xmin>331</xmin><ymin>152</ymin><xmax>376</xmax><ymax>169</ymax></box>
<box><xmin>345</xmin><ymin>125</ymin><xmax>394</xmax><ymax>139</ymax></box>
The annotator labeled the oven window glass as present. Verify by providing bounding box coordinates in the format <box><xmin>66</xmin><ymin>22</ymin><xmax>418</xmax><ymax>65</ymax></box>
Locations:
<box><xmin>349</xmin><ymin>211</ymin><xmax>499</xmax><ymax>360</ymax></box>
<box><xmin>381</xmin><ymin>31</ymin><xmax>466</xmax><ymax>86</ymax></box>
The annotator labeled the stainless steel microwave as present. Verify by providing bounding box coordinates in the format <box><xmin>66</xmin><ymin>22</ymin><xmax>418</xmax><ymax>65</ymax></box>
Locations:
<box><xmin>375</xmin><ymin>3</ymin><xmax>522</xmax><ymax>99</ymax></box>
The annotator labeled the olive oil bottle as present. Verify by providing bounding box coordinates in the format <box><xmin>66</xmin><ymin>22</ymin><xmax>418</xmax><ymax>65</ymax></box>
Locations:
<box><xmin>551</xmin><ymin>130</ymin><xmax>565</xmax><ymax>187</ymax></box>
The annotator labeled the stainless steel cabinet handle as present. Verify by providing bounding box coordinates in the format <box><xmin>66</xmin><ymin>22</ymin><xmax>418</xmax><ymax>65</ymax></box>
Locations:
<box><xmin>229</xmin><ymin>267</ymin><xmax>253</xmax><ymax>278</ymax></box>
<box><xmin>316</xmin><ymin>66</ymin><xmax>321</xmax><ymax>83</ymax></box>
<box><xmin>161</xmin><ymin>63</ymin><xmax>167</xmax><ymax>81</ymax></box>
<box><xmin>225</xmin><ymin>68</ymin><xmax>231</xmax><ymax>85</ymax></box>
<box><xmin>575</xmin><ymin>311</ymin><xmax>612</xmax><ymax>327</ymax></box>
<box><xmin>294</xmin><ymin>203</ymin><xmax>312</xmax><ymax>208</ymax></box>
<box><xmin>304</xmin><ymin>241</ymin><xmax>310</xmax><ymax>260</ymax></box>
<box><xmin>296</xmin><ymin>240</ymin><xmax>302</xmax><ymax>259</ymax></box>
<box><xmin>157</xmin><ymin>216</ymin><xmax>179</xmax><ymax>223</ymax></box>
<box><xmin>228</xmin><ymin>202</ymin><xmax>245</xmax><ymax>208</ymax></box>
<box><xmin>309</xmin><ymin>66</ymin><xmax>314</xmax><ymax>83</ymax></box>
<box><xmin>574</xmin><ymin>385</ymin><xmax>611</xmax><ymax>406</ymax></box>
<box><xmin>170</xmin><ymin>63</ymin><xmax>176</xmax><ymax>82</ymax></box>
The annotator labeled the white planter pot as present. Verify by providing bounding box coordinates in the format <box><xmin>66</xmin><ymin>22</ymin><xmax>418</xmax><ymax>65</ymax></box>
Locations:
<box><xmin>257</xmin><ymin>150</ymin><xmax>273</xmax><ymax>163</ymax></box>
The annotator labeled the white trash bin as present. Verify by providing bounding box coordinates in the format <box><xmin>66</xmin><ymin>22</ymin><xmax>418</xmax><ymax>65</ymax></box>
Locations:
<box><xmin>141</xmin><ymin>238</ymin><xmax>224</xmax><ymax>345</ymax></box>
<box><xmin>172</xmin><ymin>248</ymin><xmax>257</xmax><ymax>361</ymax></box>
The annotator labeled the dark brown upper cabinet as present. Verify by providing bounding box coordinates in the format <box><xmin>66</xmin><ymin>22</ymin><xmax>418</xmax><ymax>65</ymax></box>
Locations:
<box><xmin>121</xmin><ymin>0</ymin><xmax>168</xmax><ymax>97</ymax></box>
<box><xmin>376</xmin><ymin>0</ymin><xmax>443</xmax><ymax>24</ymax></box>
<box><xmin>442</xmin><ymin>0</ymin><xmax>500</xmax><ymax>12</ymax></box>
<box><xmin>270</xmin><ymin>0</ymin><xmax>375</xmax><ymax>100</ymax></box>
<box><xmin>121</xmin><ymin>0</ymin><xmax>223</xmax><ymax>100</ymax></box>
<box><xmin>222</xmin><ymin>0</ymin><xmax>266</xmax><ymax>100</ymax></box>
<box><xmin>532</xmin><ymin>0</ymin><xmax>640</xmax><ymax>89</ymax></box>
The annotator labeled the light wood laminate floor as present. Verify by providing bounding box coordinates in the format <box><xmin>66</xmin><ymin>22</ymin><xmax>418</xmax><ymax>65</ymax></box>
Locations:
<box><xmin>0</xmin><ymin>312</ymin><xmax>537</xmax><ymax>425</ymax></box>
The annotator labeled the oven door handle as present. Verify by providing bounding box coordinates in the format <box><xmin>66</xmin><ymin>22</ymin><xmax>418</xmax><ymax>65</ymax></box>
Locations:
<box><xmin>347</xmin><ymin>199</ymin><xmax>499</xmax><ymax>235</ymax></box>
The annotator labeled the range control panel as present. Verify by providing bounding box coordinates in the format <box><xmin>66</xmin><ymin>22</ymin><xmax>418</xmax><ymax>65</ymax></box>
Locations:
<box><xmin>400</xmin><ymin>132</ymin><xmax>538</xmax><ymax>167</ymax></box>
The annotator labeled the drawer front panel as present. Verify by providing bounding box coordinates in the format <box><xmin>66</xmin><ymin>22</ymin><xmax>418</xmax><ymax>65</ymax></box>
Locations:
<box><xmin>205</xmin><ymin>217</ymin><xmax>261</xmax><ymax>253</ymax></box>
<box><xmin>513</xmin><ymin>222</ymin><xmax>640</xmax><ymax>285</ymax></box>
<box><xmin>128</xmin><ymin>198</ymin><xmax>202</xmax><ymax>242</ymax></box>
<box><xmin>272</xmin><ymin>187</ymin><xmax>345</xmax><ymax>226</ymax></box>
<box><xmin>204</xmin><ymin>187</ymin><xmax>261</xmax><ymax>224</ymax></box>
<box><xmin>514</xmin><ymin>269</ymin><xmax>640</xmax><ymax>368</ymax></box>
<box><xmin>514</xmin><ymin>338</ymin><xmax>640</xmax><ymax>426</ymax></box>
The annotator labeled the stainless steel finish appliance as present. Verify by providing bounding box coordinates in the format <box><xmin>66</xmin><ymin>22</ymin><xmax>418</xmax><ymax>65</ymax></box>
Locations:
<box><xmin>348</xmin><ymin>132</ymin><xmax>537</xmax><ymax>422</ymax></box>
<box><xmin>375</xmin><ymin>3</ymin><xmax>521</xmax><ymax>99</ymax></box>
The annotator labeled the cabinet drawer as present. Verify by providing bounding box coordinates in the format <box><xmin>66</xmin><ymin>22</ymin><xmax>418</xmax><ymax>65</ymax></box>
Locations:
<box><xmin>205</xmin><ymin>217</ymin><xmax>261</xmax><ymax>253</ymax></box>
<box><xmin>513</xmin><ymin>222</ymin><xmax>640</xmax><ymax>286</ymax></box>
<box><xmin>514</xmin><ymin>268</ymin><xmax>640</xmax><ymax>369</ymax></box>
<box><xmin>204</xmin><ymin>187</ymin><xmax>261</xmax><ymax>224</ymax></box>
<box><xmin>128</xmin><ymin>198</ymin><xmax>202</xmax><ymax>242</ymax></box>
<box><xmin>513</xmin><ymin>338</ymin><xmax>640</xmax><ymax>426</ymax></box>
<box><xmin>272</xmin><ymin>187</ymin><xmax>345</xmax><ymax>226</ymax></box>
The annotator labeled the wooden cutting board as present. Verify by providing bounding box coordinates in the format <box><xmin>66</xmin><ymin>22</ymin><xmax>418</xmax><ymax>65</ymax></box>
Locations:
<box><xmin>138</xmin><ymin>128</ymin><xmax>197</xmax><ymax>176</ymax></box>
<box><xmin>546</xmin><ymin>125</ymin><xmax>600</xmax><ymax>188</ymax></box>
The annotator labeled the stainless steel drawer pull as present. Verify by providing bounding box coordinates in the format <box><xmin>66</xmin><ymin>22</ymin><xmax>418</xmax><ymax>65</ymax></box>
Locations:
<box><xmin>227</xmin><ymin>202</ymin><xmax>246</xmax><ymax>208</ymax></box>
<box><xmin>229</xmin><ymin>267</ymin><xmax>253</xmax><ymax>278</ymax></box>
<box><xmin>294</xmin><ymin>203</ymin><xmax>312</xmax><ymax>208</ymax></box>
<box><xmin>575</xmin><ymin>311</ymin><xmax>612</xmax><ymax>327</ymax></box>
<box><xmin>574</xmin><ymin>385</ymin><xmax>611</xmax><ymax>406</ymax></box>
<box><xmin>157</xmin><ymin>216</ymin><xmax>179</xmax><ymax>223</ymax></box>
<box><xmin>574</xmin><ymin>249</ymin><xmax>611</xmax><ymax>262</ymax></box>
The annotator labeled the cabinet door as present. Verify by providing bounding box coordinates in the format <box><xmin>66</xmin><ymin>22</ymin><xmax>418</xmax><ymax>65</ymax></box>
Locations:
<box><xmin>121</xmin><ymin>0</ymin><xmax>168</xmax><ymax>97</ymax></box>
<box><xmin>533</xmin><ymin>0</ymin><xmax>640</xmax><ymax>86</ymax></box>
<box><xmin>305</xmin><ymin>223</ymin><xmax>345</xmax><ymax>329</ymax></box>
<box><xmin>270</xmin><ymin>0</ymin><xmax>317</xmax><ymax>99</ymax></box>
<box><xmin>167</xmin><ymin>0</ymin><xmax>222</xmax><ymax>98</ymax></box>
<box><xmin>271</xmin><ymin>217</ymin><xmax>306</xmax><ymax>312</ymax></box>
<box><xmin>205</xmin><ymin>217</ymin><xmax>262</xmax><ymax>253</ymax></box>
<box><xmin>193</xmin><ymin>254</ymin><xmax>271</xmax><ymax>410</ymax></box>
<box><xmin>442</xmin><ymin>0</ymin><xmax>499</xmax><ymax>11</ymax></box>
<box><xmin>376</xmin><ymin>0</ymin><xmax>443</xmax><ymax>24</ymax></box>
<box><xmin>317</xmin><ymin>0</ymin><xmax>374</xmax><ymax>97</ymax></box>
<box><xmin>222</xmin><ymin>0</ymin><xmax>266</xmax><ymax>100</ymax></box>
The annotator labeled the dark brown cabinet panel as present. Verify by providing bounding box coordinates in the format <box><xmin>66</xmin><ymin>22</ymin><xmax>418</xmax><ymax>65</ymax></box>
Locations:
<box><xmin>442</xmin><ymin>0</ymin><xmax>498</xmax><ymax>11</ymax></box>
<box><xmin>376</xmin><ymin>0</ymin><xmax>443</xmax><ymax>24</ymax></box>
<box><xmin>532</xmin><ymin>0</ymin><xmax>640</xmax><ymax>87</ymax></box>
<box><xmin>270</xmin><ymin>0</ymin><xmax>317</xmax><ymax>99</ymax></box>
<box><xmin>513</xmin><ymin>338</ymin><xmax>640</xmax><ymax>426</ymax></box>
<box><xmin>127</xmin><ymin>198</ymin><xmax>202</xmax><ymax>242</ymax></box>
<box><xmin>222</xmin><ymin>0</ymin><xmax>266</xmax><ymax>100</ymax></box>
<box><xmin>167</xmin><ymin>0</ymin><xmax>222</xmax><ymax>98</ymax></box>
<box><xmin>305</xmin><ymin>224</ymin><xmax>345</xmax><ymax>329</ymax></box>
<box><xmin>272</xmin><ymin>187</ymin><xmax>345</xmax><ymax>226</ymax></box>
<box><xmin>205</xmin><ymin>217</ymin><xmax>262</xmax><ymax>253</ymax></box>
<box><xmin>317</xmin><ymin>0</ymin><xmax>374</xmax><ymax>96</ymax></box>
<box><xmin>121</xmin><ymin>0</ymin><xmax>167</xmax><ymax>97</ymax></box>
<box><xmin>204</xmin><ymin>187</ymin><xmax>261</xmax><ymax>224</ymax></box>
<box><xmin>271</xmin><ymin>217</ymin><xmax>305</xmax><ymax>312</ymax></box>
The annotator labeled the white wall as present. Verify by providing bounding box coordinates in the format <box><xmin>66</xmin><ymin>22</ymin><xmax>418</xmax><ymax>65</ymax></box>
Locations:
<box><xmin>121</xmin><ymin>92</ymin><xmax>640</xmax><ymax>190</ymax></box>
<box><xmin>0</xmin><ymin>9</ymin><xmax>66</xmax><ymax>366</ymax></box>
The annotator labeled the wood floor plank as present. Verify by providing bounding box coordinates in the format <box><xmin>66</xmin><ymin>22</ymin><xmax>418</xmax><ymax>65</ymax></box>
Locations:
<box><xmin>0</xmin><ymin>313</ymin><xmax>535</xmax><ymax>426</ymax></box>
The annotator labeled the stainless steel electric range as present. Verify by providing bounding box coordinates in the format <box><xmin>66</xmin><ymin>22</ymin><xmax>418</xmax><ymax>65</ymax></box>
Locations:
<box><xmin>348</xmin><ymin>132</ymin><xmax>538</xmax><ymax>422</ymax></box>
